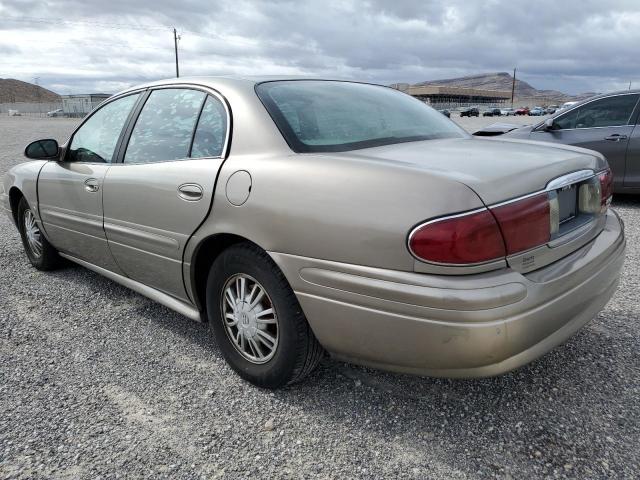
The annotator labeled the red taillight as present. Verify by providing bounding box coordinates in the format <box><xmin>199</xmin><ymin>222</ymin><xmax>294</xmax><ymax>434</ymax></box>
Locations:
<box><xmin>599</xmin><ymin>169</ymin><xmax>613</xmax><ymax>211</ymax></box>
<box><xmin>490</xmin><ymin>193</ymin><xmax>550</xmax><ymax>255</ymax></box>
<box><xmin>409</xmin><ymin>209</ymin><xmax>506</xmax><ymax>264</ymax></box>
<box><xmin>409</xmin><ymin>194</ymin><xmax>552</xmax><ymax>265</ymax></box>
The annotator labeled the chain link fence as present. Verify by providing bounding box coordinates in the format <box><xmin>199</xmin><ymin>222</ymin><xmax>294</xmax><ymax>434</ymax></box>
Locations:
<box><xmin>0</xmin><ymin>102</ymin><xmax>64</xmax><ymax>117</ymax></box>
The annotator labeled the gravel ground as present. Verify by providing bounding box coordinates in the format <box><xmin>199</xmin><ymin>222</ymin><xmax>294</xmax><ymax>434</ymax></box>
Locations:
<box><xmin>0</xmin><ymin>116</ymin><xmax>638</xmax><ymax>479</ymax></box>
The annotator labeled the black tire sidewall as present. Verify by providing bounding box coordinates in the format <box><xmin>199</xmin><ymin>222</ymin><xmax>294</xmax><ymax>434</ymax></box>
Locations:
<box><xmin>206</xmin><ymin>246</ymin><xmax>304</xmax><ymax>388</ymax></box>
<box><xmin>17</xmin><ymin>198</ymin><xmax>45</xmax><ymax>268</ymax></box>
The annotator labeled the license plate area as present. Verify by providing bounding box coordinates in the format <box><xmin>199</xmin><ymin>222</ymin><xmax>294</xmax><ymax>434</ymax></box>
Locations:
<box><xmin>557</xmin><ymin>185</ymin><xmax>578</xmax><ymax>224</ymax></box>
<box><xmin>549</xmin><ymin>179</ymin><xmax>599</xmax><ymax>240</ymax></box>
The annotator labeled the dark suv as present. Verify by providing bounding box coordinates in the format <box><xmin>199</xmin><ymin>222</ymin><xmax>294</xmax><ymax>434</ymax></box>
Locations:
<box><xmin>460</xmin><ymin>107</ymin><xmax>479</xmax><ymax>117</ymax></box>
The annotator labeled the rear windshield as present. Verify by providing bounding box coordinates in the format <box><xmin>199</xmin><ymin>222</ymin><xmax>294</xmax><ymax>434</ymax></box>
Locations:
<box><xmin>256</xmin><ymin>80</ymin><xmax>466</xmax><ymax>153</ymax></box>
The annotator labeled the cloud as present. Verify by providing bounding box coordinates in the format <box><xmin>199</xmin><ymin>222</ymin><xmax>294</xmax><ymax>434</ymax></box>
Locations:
<box><xmin>1</xmin><ymin>0</ymin><xmax>639</xmax><ymax>94</ymax></box>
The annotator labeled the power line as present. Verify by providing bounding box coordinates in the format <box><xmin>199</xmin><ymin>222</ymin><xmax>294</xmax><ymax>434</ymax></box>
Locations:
<box><xmin>5</xmin><ymin>39</ymin><xmax>171</xmax><ymax>51</ymax></box>
<box><xmin>3</xmin><ymin>15</ymin><xmax>171</xmax><ymax>31</ymax></box>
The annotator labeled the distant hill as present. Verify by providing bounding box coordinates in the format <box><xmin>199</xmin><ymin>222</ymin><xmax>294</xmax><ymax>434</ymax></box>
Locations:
<box><xmin>414</xmin><ymin>72</ymin><xmax>594</xmax><ymax>102</ymax></box>
<box><xmin>0</xmin><ymin>78</ymin><xmax>60</xmax><ymax>103</ymax></box>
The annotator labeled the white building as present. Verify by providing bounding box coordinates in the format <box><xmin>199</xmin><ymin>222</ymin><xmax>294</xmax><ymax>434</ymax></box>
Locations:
<box><xmin>61</xmin><ymin>94</ymin><xmax>111</xmax><ymax>117</ymax></box>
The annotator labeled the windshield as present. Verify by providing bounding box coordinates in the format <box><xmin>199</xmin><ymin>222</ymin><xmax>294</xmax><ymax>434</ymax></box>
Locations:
<box><xmin>256</xmin><ymin>80</ymin><xmax>467</xmax><ymax>153</ymax></box>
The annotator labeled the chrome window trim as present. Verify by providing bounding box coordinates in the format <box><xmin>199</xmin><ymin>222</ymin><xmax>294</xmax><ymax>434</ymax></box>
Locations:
<box><xmin>63</xmin><ymin>89</ymin><xmax>146</xmax><ymax>164</ymax></box>
<box><xmin>532</xmin><ymin>92</ymin><xmax>640</xmax><ymax>132</ymax></box>
<box><xmin>533</xmin><ymin>124</ymin><xmax>636</xmax><ymax>133</ymax></box>
<box><xmin>407</xmin><ymin>169</ymin><xmax>606</xmax><ymax>267</ymax></box>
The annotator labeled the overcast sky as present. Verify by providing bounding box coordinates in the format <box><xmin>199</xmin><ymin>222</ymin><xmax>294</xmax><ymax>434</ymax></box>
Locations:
<box><xmin>1</xmin><ymin>0</ymin><xmax>639</xmax><ymax>95</ymax></box>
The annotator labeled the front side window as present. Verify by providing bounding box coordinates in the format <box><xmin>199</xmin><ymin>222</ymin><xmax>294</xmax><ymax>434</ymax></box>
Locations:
<box><xmin>256</xmin><ymin>81</ymin><xmax>466</xmax><ymax>153</ymax></box>
<box><xmin>553</xmin><ymin>108</ymin><xmax>580</xmax><ymax>130</ymax></box>
<box><xmin>554</xmin><ymin>94</ymin><xmax>639</xmax><ymax>130</ymax></box>
<box><xmin>190</xmin><ymin>96</ymin><xmax>227</xmax><ymax>158</ymax></box>
<box><xmin>125</xmin><ymin>89</ymin><xmax>205</xmax><ymax>164</ymax></box>
<box><xmin>68</xmin><ymin>93</ymin><xmax>139</xmax><ymax>163</ymax></box>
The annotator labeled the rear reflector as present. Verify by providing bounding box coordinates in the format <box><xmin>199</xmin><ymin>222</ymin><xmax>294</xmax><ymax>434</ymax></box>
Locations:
<box><xmin>578</xmin><ymin>177</ymin><xmax>602</xmax><ymax>214</ymax></box>
<box><xmin>599</xmin><ymin>169</ymin><xmax>613</xmax><ymax>212</ymax></box>
<box><xmin>490</xmin><ymin>193</ymin><xmax>551</xmax><ymax>255</ymax></box>
<box><xmin>409</xmin><ymin>209</ymin><xmax>506</xmax><ymax>264</ymax></box>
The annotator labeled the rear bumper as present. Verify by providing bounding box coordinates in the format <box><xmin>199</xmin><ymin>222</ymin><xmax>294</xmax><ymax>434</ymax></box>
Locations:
<box><xmin>271</xmin><ymin>210</ymin><xmax>625</xmax><ymax>377</ymax></box>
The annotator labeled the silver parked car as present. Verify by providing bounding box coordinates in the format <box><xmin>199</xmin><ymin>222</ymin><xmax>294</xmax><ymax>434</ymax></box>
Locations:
<box><xmin>1</xmin><ymin>77</ymin><xmax>625</xmax><ymax>388</ymax></box>
<box><xmin>475</xmin><ymin>90</ymin><xmax>640</xmax><ymax>193</ymax></box>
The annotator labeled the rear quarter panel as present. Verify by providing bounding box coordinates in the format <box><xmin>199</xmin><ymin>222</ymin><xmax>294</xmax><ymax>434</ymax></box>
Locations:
<box><xmin>186</xmin><ymin>151</ymin><xmax>485</xmax><ymax>273</ymax></box>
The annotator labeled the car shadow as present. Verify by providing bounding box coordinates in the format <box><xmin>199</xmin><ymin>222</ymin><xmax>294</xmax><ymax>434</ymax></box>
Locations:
<box><xmin>612</xmin><ymin>193</ymin><xmax>640</xmax><ymax>208</ymax></box>
<box><xmin>48</xmin><ymin>261</ymin><xmax>635</xmax><ymax>477</ymax></box>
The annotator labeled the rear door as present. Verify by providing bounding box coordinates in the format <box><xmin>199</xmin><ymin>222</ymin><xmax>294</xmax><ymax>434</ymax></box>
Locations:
<box><xmin>37</xmin><ymin>92</ymin><xmax>141</xmax><ymax>272</ymax></box>
<box><xmin>102</xmin><ymin>87</ymin><xmax>229</xmax><ymax>301</ymax></box>
<box><xmin>530</xmin><ymin>93</ymin><xmax>640</xmax><ymax>188</ymax></box>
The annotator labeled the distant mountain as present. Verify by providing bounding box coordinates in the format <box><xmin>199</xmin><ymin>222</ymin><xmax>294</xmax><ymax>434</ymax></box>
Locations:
<box><xmin>0</xmin><ymin>78</ymin><xmax>60</xmax><ymax>103</ymax></box>
<box><xmin>414</xmin><ymin>72</ymin><xmax>594</xmax><ymax>102</ymax></box>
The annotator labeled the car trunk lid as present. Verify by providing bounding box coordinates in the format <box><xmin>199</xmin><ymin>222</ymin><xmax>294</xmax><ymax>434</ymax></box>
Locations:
<box><xmin>342</xmin><ymin>136</ymin><xmax>606</xmax><ymax>205</ymax></box>
<box><xmin>335</xmin><ymin>137</ymin><xmax>610</xmax><ymax>273</ymax></box>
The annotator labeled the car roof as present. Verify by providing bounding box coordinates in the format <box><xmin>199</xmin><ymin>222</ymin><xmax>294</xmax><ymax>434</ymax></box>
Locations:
<box><xmin>118</xmin><ymin>75</ymin><xmax>382</xmax><ymax>94</ymax></box>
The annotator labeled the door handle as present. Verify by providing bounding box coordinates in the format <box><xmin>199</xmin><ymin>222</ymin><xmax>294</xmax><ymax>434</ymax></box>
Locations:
<box><xmin>605</xmin><ymin>134</ymin><xmax>628</xmax><ymax>142</ymax></box>
<box><xmin>178</xmin><ymin>183</ymin><xmax>203</xmax><ymax>201</ymax></box>
<box><xmin>84</xmin><ymin>178</ymin><xmax>100</xmax><ymax>193</ymax></box>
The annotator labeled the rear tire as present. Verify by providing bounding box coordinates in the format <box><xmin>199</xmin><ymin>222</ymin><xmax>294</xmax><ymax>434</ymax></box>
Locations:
<box><xmin>206</xmin><ymin>243</ymin><xmax>324</xmax><ymax>388</ymax></box>
<box><xmin>17</xmin><ymin>197</ymin><xmax>61</xmax><ymax>271</ymax></box>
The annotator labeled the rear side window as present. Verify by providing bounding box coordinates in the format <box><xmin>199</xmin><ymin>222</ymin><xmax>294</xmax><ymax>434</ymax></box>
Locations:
<box><xmin>68</xmin><ymin>93</ymin><xmax>139</xmax><ymax>163</ymax></box>
<box><xmin>124</xmin><ymin>89</ymin><xmax>205</xmax><ymax>164</ymax></box>
<box><xmin>190</xmin><ymin>96</ymin><xmax>227</xmax><ymax>158</ymax></box>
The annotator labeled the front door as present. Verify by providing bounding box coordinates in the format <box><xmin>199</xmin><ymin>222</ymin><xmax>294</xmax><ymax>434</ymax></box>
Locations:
<box><xmin>102</xmin><ymin>88</ymin><xmax>229</xmax><ymax>301</ymax></box>
<box><xmin>530</xmin><ymin>93</ymin><xmax>640</xmax><ymax>189</ymax></box>
<box><xmin>38</xmin><ymin>92</ymin><xmax>142</xmax><ymax>271</ymax></box>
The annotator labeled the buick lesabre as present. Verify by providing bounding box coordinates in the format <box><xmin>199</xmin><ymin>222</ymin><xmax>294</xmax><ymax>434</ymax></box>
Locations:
<box><xmin>1</xmin><ymin>77</ymin><xmax>625</xmax><ymax>388</ymax></box>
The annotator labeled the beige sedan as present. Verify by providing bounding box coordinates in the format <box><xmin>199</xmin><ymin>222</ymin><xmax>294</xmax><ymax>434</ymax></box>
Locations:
<box><xmin>1</xmin><ymin>77</ymin><xmax>625</xmax><ymax>388</ymax></box>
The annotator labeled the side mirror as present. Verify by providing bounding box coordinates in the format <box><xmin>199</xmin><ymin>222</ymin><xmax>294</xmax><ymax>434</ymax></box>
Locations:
<box><xmin>542</xmin><ymin>118</ymin><xmax>555</xmax><ymax>131</ymax></box>
<box><xmin>24</xmin><ymin>139</ymin><xmax>59</xmax><ymax>159</ymax></box>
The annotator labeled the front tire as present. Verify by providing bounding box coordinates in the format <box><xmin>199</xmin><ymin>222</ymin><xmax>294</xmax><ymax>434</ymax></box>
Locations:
<box><xmin>17</xmin><ymin>197</ymin><xmax>61</xmax><ymax>271</ymax></box>
<box><xmin>206</xmin><ymin>243</ymin><xmax>324</xmax><ymax>388</ymax></box>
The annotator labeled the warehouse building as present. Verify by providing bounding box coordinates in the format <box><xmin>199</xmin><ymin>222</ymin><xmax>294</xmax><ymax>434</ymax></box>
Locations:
<box><xmin>391</xmin><ymin>84</ymin><xmax>511</xmax><ymax>109</ymax></box>
<box><xmin>61</xmin><ymin>93</ymin><xmax>111</xmax><ymax>117</ymax></box>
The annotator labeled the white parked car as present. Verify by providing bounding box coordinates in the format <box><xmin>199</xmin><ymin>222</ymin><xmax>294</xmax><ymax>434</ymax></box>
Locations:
<box><xmin>46</xmin><ymin>109</ymin><xmax>64</xmax><ymax>117</ymax></box>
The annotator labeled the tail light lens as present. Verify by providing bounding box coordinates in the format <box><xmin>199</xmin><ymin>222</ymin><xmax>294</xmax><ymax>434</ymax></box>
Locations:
<box><xmin>409</xmin><ymin>194</ymin><xmax>550</xmax><ymax>264</ymax></box>
<box><xmin>599</xmin><ymin>169</ymin><xmax>613</xmax><ymax>212</ymax></box>
<box><xmin>408</xmin><ymin>209</ymin><xmax>506</xmax><ymax>264</ymax></box>
<box><xmin>490</xmin><ymin>193</ymin><xmax>550</xmax><ymax>255</ymax></box>
<box><xmin>409</xmin><ymin>171</ymin><xmax>609</xmax><ymax>266</ymax></box>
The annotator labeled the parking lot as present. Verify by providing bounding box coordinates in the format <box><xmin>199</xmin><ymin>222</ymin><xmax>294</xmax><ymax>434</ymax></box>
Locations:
<box><xmin>1</xmin><ymin>115</ymin><xmax>638</xmax><ymax>479</ymax></box>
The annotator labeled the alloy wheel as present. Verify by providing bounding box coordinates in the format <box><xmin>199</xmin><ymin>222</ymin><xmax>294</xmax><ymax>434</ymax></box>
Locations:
<box><xmin>23</xmin><ymin>209</ymin><xmax>43</xmax><ymax>258</ymax></box>
<box><xmin>221</xmin><ymin>274</ymin><xmax>279</xmax><ymax>364</ymax></box>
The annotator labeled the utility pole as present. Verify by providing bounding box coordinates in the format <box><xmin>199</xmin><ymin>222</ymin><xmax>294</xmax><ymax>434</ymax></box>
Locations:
<box><xmin>34</xmin><ymin>76</ymin><xmax>42</xmax><ymax>116</ymax></box>
<box><xmin>629</xmin><ymin>81</ymin><xmax>632</xmax><ymax>90</ymax></box>
<box><xmin>173</xmin><ymin>28</ymin><xmax>180</xmax><ymax>78</ymax></box>
<box><xmin>511</xmin><ymin>67</ymin><xmax>516</xmax><ymax>108</ymax></box>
